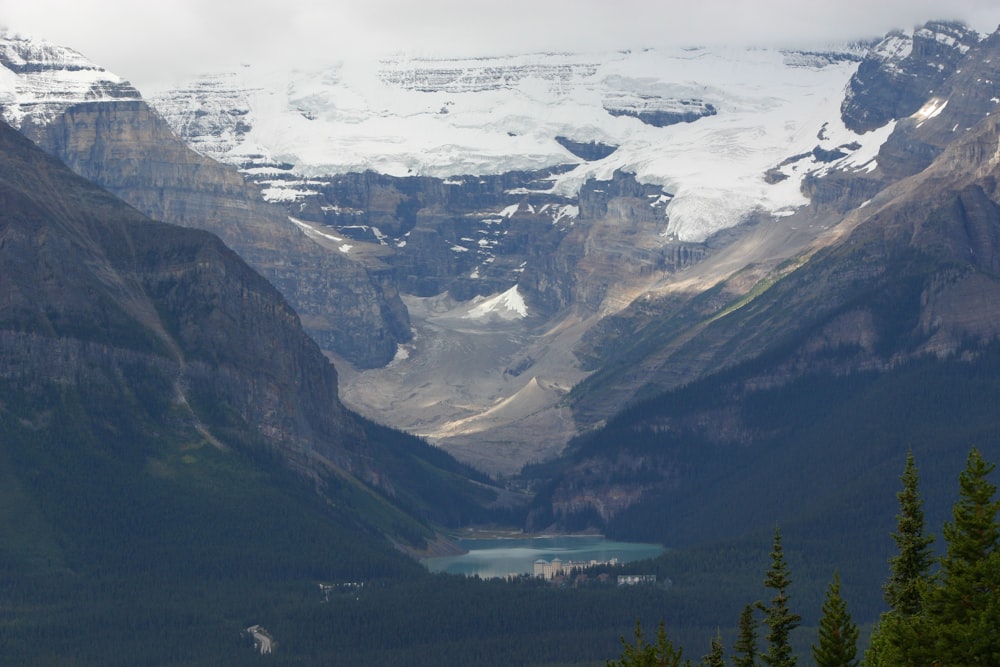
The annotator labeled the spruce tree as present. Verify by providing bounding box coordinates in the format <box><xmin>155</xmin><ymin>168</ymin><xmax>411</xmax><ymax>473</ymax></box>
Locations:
<box><xmin>812</xmin><ymin>571</ymin><xmax>858</xmax><ymax>667</ymax></box>
<box><xmin>733</xmin><ymin>604</ymin><xmax>758</xmax><ymax>667</ymax></box>
<box><xmin>867</xmin><ymin>451</ymin><xmax>935</xmax><ymax>667</ymax></box>
<box><xmin>608</xmin><ymin>619</ymin><xmax>689</xmax><ymax>667</ymax></box>
<box><xmin>917</xmin><ymin>447</ymin><xmax>1000</xmax><ymax>665</ymax></box>
<box><xmin>701</xmin><ymin>629</ymin><xmax>725</xmax><ymax>667</ymax></box>
<box><xmin>759</xmin><ymin>527</ymin><xmax>800</xmax><ymax>667</ymax></box>
<box><xmin>883</xmin><ymin>450</ymin><xmax>934</xmax><ymax>617</ymax></box>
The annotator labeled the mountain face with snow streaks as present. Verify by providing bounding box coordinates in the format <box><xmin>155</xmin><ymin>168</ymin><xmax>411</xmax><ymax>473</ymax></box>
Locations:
<box><xmin>149</xmin><ymin>45</ymin><xmax>880</xmax><ymax>243</ymax></box>
<box><xmin>0</xmin><ymin>31</ymin><xmax>141</xmax><ymax>128</ymax></box>
<box><xmin>841</xmin><ymin>21</ymin><xmax>983</xmax><ymax>133</ymax></box>
<box><xmin>5</xmin><ymin>22</ymin><xmax>1000</xmax><ymax>475</ymax></box>
<box><xmin>0</xmin><ymin>32</ymin><xmax>412</xmax><ymax>369</ymax></box>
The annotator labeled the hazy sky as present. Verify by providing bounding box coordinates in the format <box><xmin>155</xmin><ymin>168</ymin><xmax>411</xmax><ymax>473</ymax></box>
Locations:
<box><xmin>3</xmin><ymin>0</ymin><xmax>1000</xmax><ymax>91</ymax></box>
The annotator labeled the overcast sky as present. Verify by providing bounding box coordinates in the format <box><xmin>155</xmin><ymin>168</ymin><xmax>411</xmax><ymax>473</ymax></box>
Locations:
<box><xmin>3</xmin><ymin>0</ymin><xmax>1000</xmax><ymax>91</ymax></box>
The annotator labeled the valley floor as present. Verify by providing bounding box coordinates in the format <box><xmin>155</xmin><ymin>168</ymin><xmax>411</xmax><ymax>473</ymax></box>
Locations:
<box><xmin>338</xmin><ymin>292</ymin><xmax>589</xmax><ymax>474</ymax></box>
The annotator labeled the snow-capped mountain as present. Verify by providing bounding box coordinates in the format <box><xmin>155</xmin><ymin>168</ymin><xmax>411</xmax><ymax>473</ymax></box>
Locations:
<box><xmin>150</xmin><ymin>43</ymin><xmax>885</xmax><ymax>242</ymax></box>
<box><xmin>0</xmin><ymin>31</ymin><xmax>140</xmax><ymax>128</ymax></box>
<box><xmin>4</xmin><ymin>21</ymin><xmax>999</xmax><ymax>475</ymax></box>
<box><xmin>0</xmin><ymin>30</ymin><xmax>414</xmax><ymax>371</ymax></box>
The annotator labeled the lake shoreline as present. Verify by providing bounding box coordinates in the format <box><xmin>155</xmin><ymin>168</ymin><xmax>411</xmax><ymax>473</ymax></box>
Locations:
<box><xmin>422</xmin><ymin>534</ymin><xmax>665</xmax><ymax>579</ymax></box>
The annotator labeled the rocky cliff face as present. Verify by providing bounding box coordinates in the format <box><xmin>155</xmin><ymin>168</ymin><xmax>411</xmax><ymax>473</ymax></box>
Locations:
<box><xmin>295</xmin><ymin>167</ymin><xmax>578</xmax><ymax>304</ymax></box>
<box><xmin>521</xmin><ymin>170</ymin><xmax>706</xmax><ymax>314</ymax></box>
<box><xmin>841</xmin><ymin>22</ymin><xmax>982</xmax><ymax>133</ymax></box>
<box><xmin>287</xmin><ymin>167</ymin><xmax>699</xmax><ymax>318</ymax></box>
<box><xmin>15</xmin><ymin>100</ymin><xmax>410</xmax><ymax>368</ymax></box>
<box><xmin>0</xmin><ymin>33</ymin><xmax>411</xmax><ymax>369</ymax></box>
<box><xmin>603</xmin><ymin>94</ymin><xmax>716</xmax><ymax>127</ymax></box>
<box><xmin>0</xmin><ymin>119</ymin><xmax>361</xmax><ymax>477</ymax></box>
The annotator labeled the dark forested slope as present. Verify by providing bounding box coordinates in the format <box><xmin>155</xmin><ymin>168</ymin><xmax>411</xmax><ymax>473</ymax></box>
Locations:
<box><xmin>0</xmin><ymin>119</ymin><xmax>512</xmax><ymax>662</ymax></box>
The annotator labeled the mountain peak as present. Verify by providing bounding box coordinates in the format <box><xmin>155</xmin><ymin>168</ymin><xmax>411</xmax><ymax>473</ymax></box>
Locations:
<box><xmin>841</xmin><ymin>21</ymin><xmax>985</xmax><ymax>133</ymax></box>
<box><xmin>0</xmin><ymin>31</ymin><xmax>140</xmax><ymax>129</ymax></box>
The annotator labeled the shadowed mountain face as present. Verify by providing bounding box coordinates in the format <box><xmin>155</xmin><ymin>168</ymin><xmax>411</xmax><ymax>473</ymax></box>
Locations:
<box><xmin>16</xmin><ymin>99</ymin><xmax>411</xmax><ymax>369</ymax></box>
<box><xmin>0</xmin><ymin>118</ymin><xmax>358</xmax><ymax>472</ymax></box>
<box><xmin>0</xmin><ymin>118</ymin><xmax>499</xmax><ymax>555</ymax></box>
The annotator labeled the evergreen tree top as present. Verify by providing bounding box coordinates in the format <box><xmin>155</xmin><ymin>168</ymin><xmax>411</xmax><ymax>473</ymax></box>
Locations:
<box><xmin>813</xmin><ymin>571</ymin><xmax>859</xmax><ymax>667</ymax></box>
<box><xmin>760</xmin><ymin>527</ymin><xmax>800</xmax><ymax>667</ymax></box>
<box><xmin>884</xmin><ymin>450</ymin><xmax>934</xmax><ymax>617</ymax></box>
<box><xmin>942</xmin><ymin>447</ymin><xmax>999</xmax><ymax>574</ymax></box>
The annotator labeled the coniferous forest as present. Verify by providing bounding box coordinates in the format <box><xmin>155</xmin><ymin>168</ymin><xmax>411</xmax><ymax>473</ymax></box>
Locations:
<box><xmin>3</xmin><ymin>376</ymin><xmax>996</xmax><ymax>667</ymax></box>
<box><xmin>606</xmin><ymin>448</ymin><xmax>1000</xmax><ymax>667</ymax></box>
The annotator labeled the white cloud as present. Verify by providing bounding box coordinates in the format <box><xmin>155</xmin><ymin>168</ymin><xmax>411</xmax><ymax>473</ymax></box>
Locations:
<box><xmin>2</xmin><ymin>0</ymin><xmax>999</xmax><ymax>91</ymax></box>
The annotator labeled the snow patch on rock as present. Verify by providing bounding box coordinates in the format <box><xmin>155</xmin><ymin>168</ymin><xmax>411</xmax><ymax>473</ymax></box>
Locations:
<box><xmin>463</xmin><ymin>286</ymin><xmax>528</xmax><ymax>320</ymax></box>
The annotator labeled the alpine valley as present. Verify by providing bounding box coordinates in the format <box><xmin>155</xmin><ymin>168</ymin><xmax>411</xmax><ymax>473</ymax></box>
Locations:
<box><xmin>2</xmin><ymin>16</ymin><xmax>1000</xmax><ymax>666</ymax></box>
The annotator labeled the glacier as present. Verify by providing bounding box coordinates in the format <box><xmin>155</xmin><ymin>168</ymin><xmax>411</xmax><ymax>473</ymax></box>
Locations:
<box><xmin>149</xmin><ymin>44</ymin><xmax>891</xmax><ymax>242</ymax></box>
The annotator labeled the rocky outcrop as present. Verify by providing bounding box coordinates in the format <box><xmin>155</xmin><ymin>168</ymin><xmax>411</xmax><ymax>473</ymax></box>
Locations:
<box><xmin>376</xmin><ymin>55</ymin><xmax>599</xmax><ymax>94</ymax></box>
<box><xmin>290</xmin><ymin>168</ymin><xmax>578</xmax><ymax>303</ymax></box>
<box><xmin>17</xmin><ymin>100</ymin><xmax>410</xmax><ymax>368</ymax></box>
<box><xmin>554</xmin><ymin>136</ymin><xmax>619</xmax><ymax>161</ymax></box>
<box><xmin>841</xmin><ymin>22</ymin><xmax>982</xmax><ymax>133</ymax></box>
<box><xmin>521</xmin><ymin>171</ymin><xmax>706</xmax><ymax>314</ymax></box>
<box><xmin>603</xmin><ymin>94</ymin><xmax>717</xmax><ymax>127</ymax></box>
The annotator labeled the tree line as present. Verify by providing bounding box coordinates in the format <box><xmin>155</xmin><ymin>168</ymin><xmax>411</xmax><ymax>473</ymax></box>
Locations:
<box><xmin>608</xmin><ymin>447</ymin><xmax>1000</xmax><ymax>667</ymax></box>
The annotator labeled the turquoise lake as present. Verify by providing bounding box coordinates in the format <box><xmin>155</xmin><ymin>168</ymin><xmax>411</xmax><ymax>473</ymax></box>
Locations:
<box><xmin>422</xmin><ymin>535</ymin><xmax>665</xmax><ymax>578</ymax></box>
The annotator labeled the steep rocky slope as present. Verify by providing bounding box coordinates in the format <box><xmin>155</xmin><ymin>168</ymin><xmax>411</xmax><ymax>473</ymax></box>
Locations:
<box><xmin>0</xmin><ymin>117</ymin><xmax>497</xmax><ymax>540</ymax></box>
<box><xmin>529</xmin><ymin>27</ymin><xmax>1000</xmax><ymax>537</ymax></box>
<box><xmin>569</xmin><ymin>23</ymin><xmax>1000</xmax><ymax>426</ymax></box>
<box><xmin>0</xmin><ymin>32</ymin><xmax>410</xmax><ymax>369</ymax></box>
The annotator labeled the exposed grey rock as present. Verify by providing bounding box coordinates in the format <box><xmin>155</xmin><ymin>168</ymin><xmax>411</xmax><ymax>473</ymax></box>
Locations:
<box><xmin>554</xmin><ymin>136</ymin><xmax>619</xmax><ymax>161</ymax></box>
<box><xmin>288</xmin><ymin>167</ymin><xmax>578</xmax><ymax>303</ymax></box>
<box><xmin>18</xmin><ymin>101</ymin><xmax>411</xmax><ymax>368</ymax></box>
<box><xmin>841</xmin><ymin>21</ymin><xmax>982</xmax><ymax>133</ymax></box>
<box><xmin>603</xmin><ymin>93</ymin><xmax>717</xmax><ymax>127</ymax></box>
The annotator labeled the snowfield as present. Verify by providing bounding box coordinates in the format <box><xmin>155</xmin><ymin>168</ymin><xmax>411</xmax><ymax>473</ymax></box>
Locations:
<box><xmin>148</xmin><ymin>44</ymin><xmax>893</xmax><ymax>241</ymax></box>
<box><xmin>463</xmin><ymin>286</ymin><xmax>528</xmax><ymax>320</ymax></box>
<box><xmin>0</xmin><ymin>31</ymin><xmax>140</xmax><ymax>128</ymax></box>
